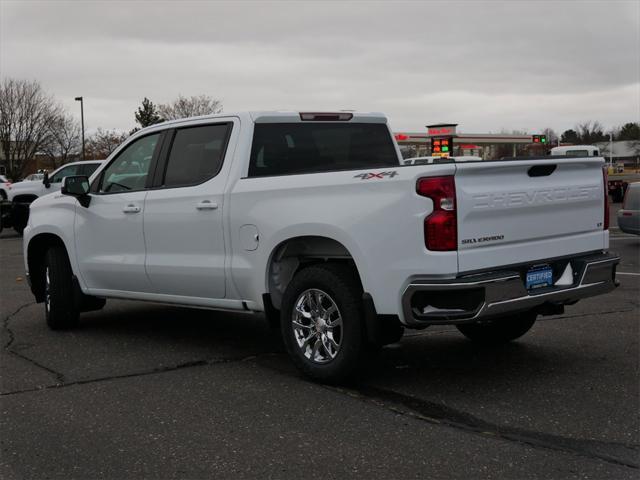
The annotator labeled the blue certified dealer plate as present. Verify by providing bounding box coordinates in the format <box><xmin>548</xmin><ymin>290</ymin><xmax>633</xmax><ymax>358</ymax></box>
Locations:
<box><xmin>526</xmin><ymin>266</ymin><xmax>553</xmax><ymax>290</ymax></box>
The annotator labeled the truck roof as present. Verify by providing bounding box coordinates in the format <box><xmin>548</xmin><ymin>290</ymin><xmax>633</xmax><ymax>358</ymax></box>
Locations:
<box><xmin>141</xmin><ymin>111</ymin><xmax>388</xmax><ymax>131</ymax></box>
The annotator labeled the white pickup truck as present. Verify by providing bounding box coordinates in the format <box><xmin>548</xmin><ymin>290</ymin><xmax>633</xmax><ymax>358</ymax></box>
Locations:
<box><xmin>22</xmin><ymin>111</ymin><xmax>619</xmax><ymax>382</ymax></box>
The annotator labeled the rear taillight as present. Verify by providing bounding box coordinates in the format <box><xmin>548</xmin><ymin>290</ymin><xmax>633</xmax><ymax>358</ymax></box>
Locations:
<box><xmin>417</xmin><ymin>176</ymin><xmax>457</xmax><ymax>251</ymax></box>
<box><xmin>602</xmin><ymin>167</ymin><xmax>609</xmax><ymax>230</ymax></box>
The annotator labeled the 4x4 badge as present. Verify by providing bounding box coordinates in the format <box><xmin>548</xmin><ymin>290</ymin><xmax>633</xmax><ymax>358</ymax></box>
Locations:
<box><xmin>354</xmin><ymin>171</ymin><xmax>398</xmax><ymax>180</ymax></box>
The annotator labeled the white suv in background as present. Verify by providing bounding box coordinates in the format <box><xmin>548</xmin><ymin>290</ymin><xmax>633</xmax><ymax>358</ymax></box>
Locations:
<box><xmin>8</xmin><ymin>160</ymin><xmax>103</xmax><ymax>234</ymax></box>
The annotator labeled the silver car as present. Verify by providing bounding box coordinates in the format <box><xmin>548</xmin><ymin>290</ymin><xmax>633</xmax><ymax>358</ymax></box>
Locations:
<box><xmin>617</xmin><ymin>182</ymin><xmax>640</xmax><ymax>235</ymax></box>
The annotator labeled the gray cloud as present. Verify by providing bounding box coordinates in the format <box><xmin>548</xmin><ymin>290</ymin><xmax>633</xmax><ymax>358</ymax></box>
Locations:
<box><xmin>1</xmin><ymin>0</ymin><xmax>638</xmax><ymax>133</ymax></box>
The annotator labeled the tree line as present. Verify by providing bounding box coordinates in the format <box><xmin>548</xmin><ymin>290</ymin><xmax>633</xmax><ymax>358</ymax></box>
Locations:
<box><xmin>1</xmin><ymin>77</ymin><xmax>639</xmax><ymax>179</ymax></box>
<box><xmin>0</xmin><ymin>78</ymin><xmax>222</xmax><ymax>179</ymax></box>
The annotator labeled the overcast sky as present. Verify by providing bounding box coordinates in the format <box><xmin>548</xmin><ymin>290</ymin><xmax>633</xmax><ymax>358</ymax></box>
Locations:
<box><xmin>1</xmin><ymin>0</ymin><xmax>639</xmax><ymax>134</ymax></box>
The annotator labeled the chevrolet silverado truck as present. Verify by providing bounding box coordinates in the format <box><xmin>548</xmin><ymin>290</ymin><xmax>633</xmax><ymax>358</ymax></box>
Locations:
<box><xmin>22</xmin><ymin>111</ymin><xmax>619</xmax><ymax>382</ymax></box>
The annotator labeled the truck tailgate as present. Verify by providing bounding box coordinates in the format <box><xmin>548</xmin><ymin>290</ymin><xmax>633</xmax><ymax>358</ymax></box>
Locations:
<box><xmin>455</xmin><ymin>157</ymin><xmax>607</xmax><ymax>272</ymax></box>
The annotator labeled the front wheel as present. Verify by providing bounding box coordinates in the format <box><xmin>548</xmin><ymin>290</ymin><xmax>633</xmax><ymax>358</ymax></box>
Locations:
<box><xmin>456</xmin><ymin>312</ymin><xmax>537</xmax><ymax>345</ymax></box>
<box><xmin>280</xmin><ymin>263</ymin><xmax>367</xmax><ymax>383</ymax></box>
<box><xmin>44</xmin><ymin>246</ymin><xmax>80</xmax><ymax>329</ymax></box>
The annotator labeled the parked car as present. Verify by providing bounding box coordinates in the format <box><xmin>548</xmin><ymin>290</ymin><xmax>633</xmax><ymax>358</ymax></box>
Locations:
<box><xmin>7</xmin><ymin>160</ymin><xmax>103</xmax><ymax>234</ymax></box>
<box><xmin>549</xmin><ymin>145</ymin><xmax>629</xmax><ymax>202</ymax></box>
<box><xmin>0</xmin><ymin>174</ymin><xmax>11</xmax><ymax>200</ymax></box>
<box><xmin>617</xmin><ymin>182</ymin><xmax>640</xmax><ymax>235</ymax></box>
<box><xmin>550</xmin><ymin>145</ymin><xmax>600</xmax><ymax>157</ymax></box>
<box><xmin>22</xmin><ymin>111</ymin><xmax>619</xmax><ymax>382</ymax></box>
<box><xmin>22</xmin><ymin>173</ymin><xmax>45</xmax><ymax>182</ymax></box>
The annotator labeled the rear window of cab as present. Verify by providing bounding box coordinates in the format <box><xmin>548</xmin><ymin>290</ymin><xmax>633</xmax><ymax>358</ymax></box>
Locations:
<box><xmin>248</xmin><ymin>123</ymin><xmax>399</xmax><ymax>177</ymax></box>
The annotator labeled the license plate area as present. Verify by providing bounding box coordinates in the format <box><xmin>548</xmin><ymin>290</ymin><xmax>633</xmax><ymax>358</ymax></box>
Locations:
<box><xmin>525</xmin><ymin>265</ymin><xmax>553</xmax><ymax>290</ymax></box>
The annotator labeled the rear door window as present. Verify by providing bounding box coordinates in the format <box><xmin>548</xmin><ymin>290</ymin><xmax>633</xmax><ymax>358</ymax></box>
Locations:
<box><xmin>248</xmin><ymin>123</ymin><xmax>399</xmax><ymax>177</ymax></box>
<box><xmin>565</xmin><ymin>150</ymin><xmax>590</xmax><ymax>157</ymax></box>
<box><xmin>162</xmin><ymin>124</ymin><xmax>232</xmax><ymax>187</ymax></box>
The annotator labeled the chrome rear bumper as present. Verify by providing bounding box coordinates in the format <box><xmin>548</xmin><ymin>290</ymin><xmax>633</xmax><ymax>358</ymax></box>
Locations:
<box><xmin>401</xmin><ymin>252</ymin><xmax>619</xmax><ymax>327</ymax></box>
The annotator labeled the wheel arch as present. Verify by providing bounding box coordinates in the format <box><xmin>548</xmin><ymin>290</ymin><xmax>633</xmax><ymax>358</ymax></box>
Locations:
<box><xmin>265</xmin><ymin>235</ymin><xmax>365</xmax><ymax>311</ymax></box>
<box><xmin>12</xmin><ymin>194</ymin><xmax>39</xmax><ymax>204</ymax></box>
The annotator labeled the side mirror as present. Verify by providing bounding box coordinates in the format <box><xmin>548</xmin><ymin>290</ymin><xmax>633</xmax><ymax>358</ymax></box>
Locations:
<box><xmin>61</xmin><ymin>176</ymin><xmax>91</xmax><ymax>207</ymax></box>
<box><xmin>43</xmin><ymin>171</ymin><xmax>50</xmax><ymax>188</ymax></box>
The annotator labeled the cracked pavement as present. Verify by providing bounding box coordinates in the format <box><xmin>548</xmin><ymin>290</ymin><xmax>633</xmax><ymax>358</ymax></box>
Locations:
<box><xmin>1</xmin><ymin>209</ymin><xmax>638</xmax><ymax>479</ymax></box>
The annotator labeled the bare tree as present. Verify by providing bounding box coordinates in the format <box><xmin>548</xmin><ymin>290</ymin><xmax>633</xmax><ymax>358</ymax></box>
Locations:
<box><xmin>541</xmin><ymin>127</ymin><xmax>559</xmax><ymax>145</ymax></box>
<box><xmin>85</xmin><ymin>128</ymin><xmax>128</xmax><ymax>160</ymax></box>
<box><xmin>0</xmin><ymin>78</ymin><xmax>61</xmax><ymax>178</ymax></box>
<box><xmin>42</xmin><ymin>113</ymin><xmax>82</xmax><ymax>168</ymax></box>
<box><xmin>576</xmin><ymin>121</ymin><xmax>608</xmax><ymax>144</ymax></box>
<box><xmin>158</xmin><ymin>94</ymin><xmax>222</xmax><ymax>120</ymax></box>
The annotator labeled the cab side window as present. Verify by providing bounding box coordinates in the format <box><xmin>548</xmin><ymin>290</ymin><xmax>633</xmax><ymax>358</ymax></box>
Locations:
<box><xmin>98</xmin><ymin>133</ymin><xmax>160</xmax><ymax>193</ymax></box>
<box><xmin>162</xmin><ymin>124</ymin><xmax>231</xmax><ymax>187</ymax></box>
<box><xmin>79</xmin><ymin>162</ymin><xmax>101</xmax><ymax>177</ymax></box>
<box><xmin>50</xmin><ymin>164</ymin><xmax>80</xmax><ymax>183</ymax></box>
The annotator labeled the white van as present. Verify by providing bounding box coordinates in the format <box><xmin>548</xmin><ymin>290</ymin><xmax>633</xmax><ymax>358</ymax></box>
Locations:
<box><xmin>550</xmin><ymin>145</ymin><xmax>600</xmax><ymax>157</ymax></box>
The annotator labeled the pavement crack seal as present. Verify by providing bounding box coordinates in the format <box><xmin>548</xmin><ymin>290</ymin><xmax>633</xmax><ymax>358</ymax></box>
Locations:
<box><xmin>2</xmin><ymin>301</ymin><xmax>66</xmax><ymax>384</ymax></box>
<box><xmin>327</xmin><ymin>384</ymin><xmax>639</xmax><ymax>470</ymax></box>
<box><xmin>0</xmin><ymin>352</ymin><xmax>279</xmax><ymax>397</ymax></box>
<box><xmin>2</xmin><ymin>301</ymin><xmax>35</xmax><ymax>350</ymax></box>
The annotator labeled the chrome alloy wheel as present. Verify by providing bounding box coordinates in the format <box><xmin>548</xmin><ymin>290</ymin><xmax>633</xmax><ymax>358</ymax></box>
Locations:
<box><xmin>292</xmin><ymin>289</ymin><xmax>343</xmax><ymax>364</ymax></box>
<box><xmin>44</xmin><ymin>266</ymin><xmax>51</xmax><ymax>313</ymax></box>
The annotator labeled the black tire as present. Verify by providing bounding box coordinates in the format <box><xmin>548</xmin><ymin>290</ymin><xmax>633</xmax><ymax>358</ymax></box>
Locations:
<box><xmin>11</xmin><ymin>199</ymin><xmax>30</xmax><ymax>235</ymax></box>
<box><xmin>456</xmin><ymin>312</ymin><xmax>537</xmax><ymax>345</ymax></box>
<box><xmin>44</xmin><ymin>245</ymin><xmax>80</xmax><ymax>329</ymax></box>
<box><xmin>11</xmin><ymin>203</ymin><xmax>28</xmax><ymax>235</ymax></box>
<box><xmin>280</xmin><ymin>263</ymin><xmax>366</xmax><ymax>383</ymax></box>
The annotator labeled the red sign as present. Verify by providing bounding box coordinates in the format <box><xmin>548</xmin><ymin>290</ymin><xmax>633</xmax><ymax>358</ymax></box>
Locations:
<box><xmin>428</xmin><ymin>127</ymin><xmax>453</xmax><ymax>136</ymax></box>
<box><xmin>394</xmin><ymin>133</ymin><xmax>409</xmax><ymax>141</ymax></box>
<box><xmin>460</xmin><ymin>144</ymin><xmax>478</xmax><ymax>149</ymax></box>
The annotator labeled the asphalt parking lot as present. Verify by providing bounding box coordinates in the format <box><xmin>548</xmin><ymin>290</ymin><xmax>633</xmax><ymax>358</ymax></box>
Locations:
<box><xmin>1</xmin><ymin>206</ymin><xmax>638</xmax><ymax>479</ymax></box>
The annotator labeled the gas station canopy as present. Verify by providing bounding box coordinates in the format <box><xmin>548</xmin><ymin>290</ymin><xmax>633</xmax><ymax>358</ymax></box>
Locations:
<box><xmin>394</xmin><ymin>124</ymin><xmax>538</xmax><ymax>159</ymax></box>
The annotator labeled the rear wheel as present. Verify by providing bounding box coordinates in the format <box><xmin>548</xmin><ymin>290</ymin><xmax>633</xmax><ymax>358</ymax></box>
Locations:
<box><xmin>456</xmin><ymin>312</ymin><xmax>536</xmax><ymax>345</ymax></box>
<box><xmin>44</xmin><ymin>245</ymin><xmax>80</xmax><ymax>329</ymax></box>
<box><xmin>280</xmin><ymin>263</ymin><xmax>366</xmax><ymax>383</ymax></box>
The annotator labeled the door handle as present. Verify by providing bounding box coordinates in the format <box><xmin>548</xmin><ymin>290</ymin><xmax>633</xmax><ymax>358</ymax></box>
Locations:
<box><xmin>196</xmin><ymin>200</ymin><xmax>218</xmax><ymax>210</ymax></box>
<box><xmin>122</xmin><ymin>204</ymin><xmax>141</xmax><ymax>213</ymax></box>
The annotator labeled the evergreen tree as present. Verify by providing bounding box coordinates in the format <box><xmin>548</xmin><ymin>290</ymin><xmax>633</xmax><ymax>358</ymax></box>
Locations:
<box><xmin>134</xmin><ymin>97</ymin><xmax>163</xmax><ymax>128</ymax></box>
<box><xmin>560</xmin><ymin>129</ymin><xmax>579</xmax><ymax>144</ymax></box>
<box><xmin>617</xmin><ymin>122</ymin><xmax>640</xmax><ymax>141</ymax></box>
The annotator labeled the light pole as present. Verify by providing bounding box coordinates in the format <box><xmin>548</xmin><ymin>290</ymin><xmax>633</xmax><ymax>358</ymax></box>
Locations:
<box><xmin>75</xmin><ymin>96</ymin><xmax>85</xmax><ymax>161</ymax></box>
<box><xmin>609</xmin><ymin>132</ymin><xmax>613</xmax><ymax>169</ymax></box>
